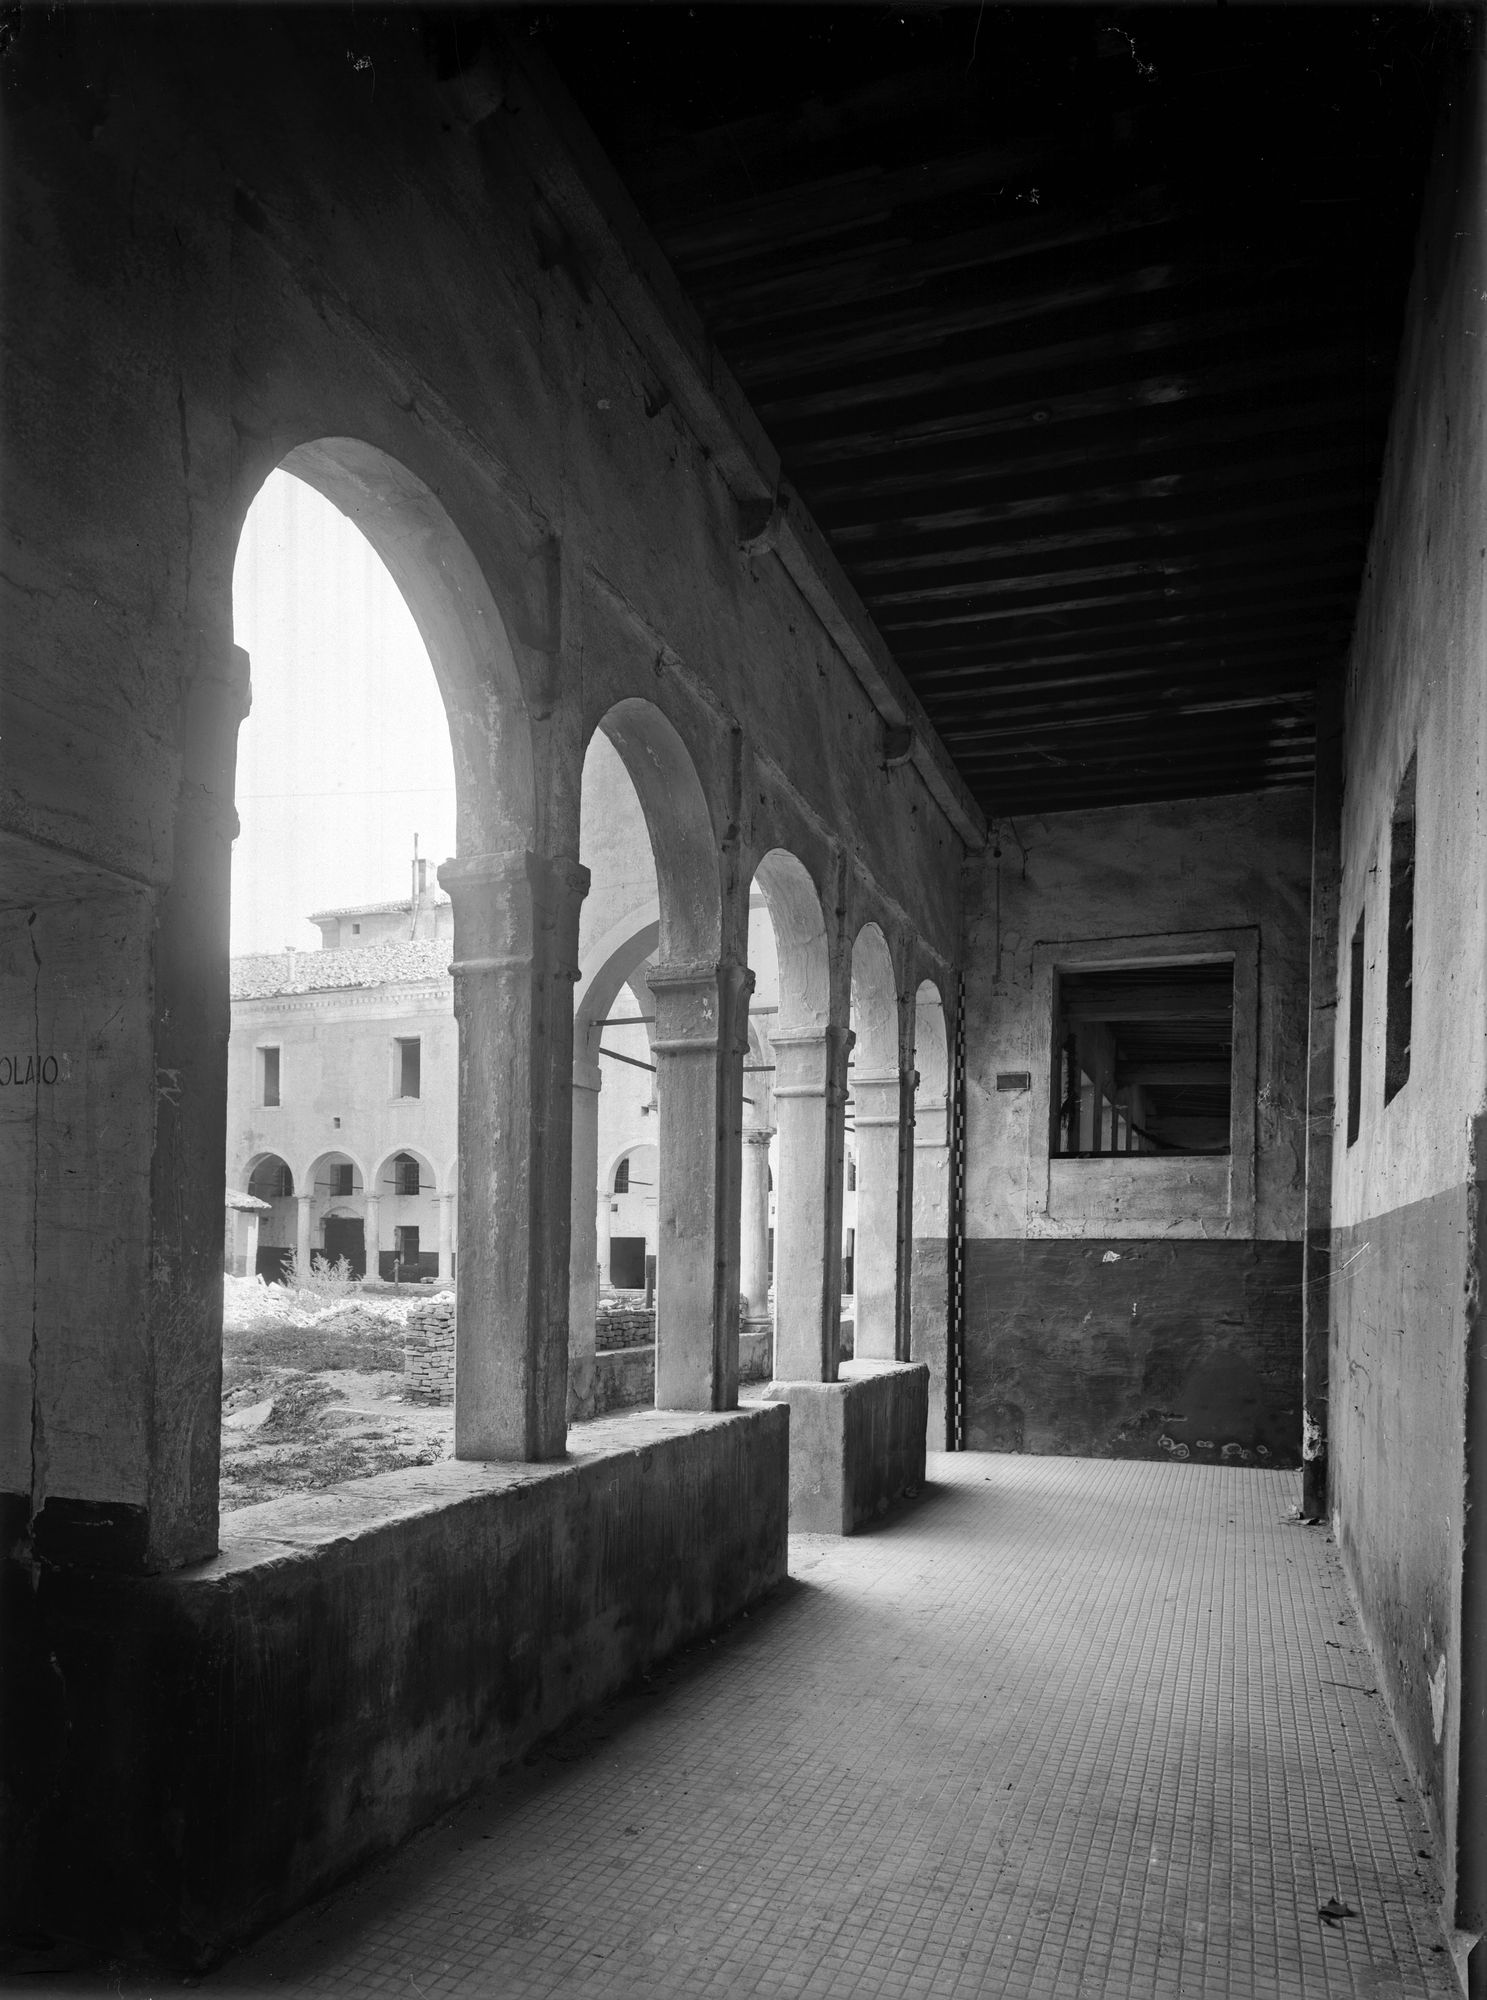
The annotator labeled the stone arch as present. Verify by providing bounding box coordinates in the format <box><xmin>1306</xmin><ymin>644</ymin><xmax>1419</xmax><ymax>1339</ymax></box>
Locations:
<box><xmin>266</xmin><ymin>437</ymin><xmax>536</xmax><ymax>859</ymax></box>
<box><xmin>849</xmin><ymin>922</ymin><xmax>903</xmax><ymax>1361</ymax></box>
<box><xmin>574</xmin><ymin>906</ymin><xmax>661</xmax><ymax>1052</ymax></box>
<box><xmin>604</xmin><ymin>1139</ymin><xmax>659</xmax><ymax>1195</ymax></box>
<box><xmin>753</xmin><ymin>849</ymin><xmax>830</xmax><ymax>1036</ymax></box>
<box><xmin>371</xmin><ymin>1149</ymin><xmax>439</xmax><ymax>1198</ymax></box>
<box><xmin>587</xmin><ymin>699</ymin><xmax>720</xmax><ymax>965</ymax></box>
<box><xmin>304</xmin><ymin>1148</ymin><xmax>370</xmax><ymax>1197</ymax></box>
<box><xmin>752</xmin><ymin>848</ymin><xmax>839</xmax><ymax>1383</ymax></box>
<box><xmin>241</xmin><ymin>1151</ymin><xmax>297</xmax><ymax>1280</ymax></box>
<box><xmin>584</xmin><ymin>699</ymin><xmax>736</xmax><ymax>1413</ymax></box>
<box><xmin>913</xmin><ymin>978</ymin><xmax>949</xmax><ymax>1141</ymax></box>
<box><xmin>243</xmin><ymin>1152</ymin><xmax>294</xmax><ymax>1201</ymax></box>
<box><xmin>850</xmin><ymin>922</ymin><xmax>899</xmax><ymax>1073</ymax></box>
<box><xmin>233</xmin><ymin>438</ymin><xmax>556</xmax><ymax>1456</ymax></box>
<box><xmin>910</xmin><ymin>975</ymin><xmax>952</xmax><ymax>1439</ymax></box>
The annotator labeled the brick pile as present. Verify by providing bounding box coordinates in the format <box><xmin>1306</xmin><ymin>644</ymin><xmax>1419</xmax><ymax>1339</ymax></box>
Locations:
<box><xmin>403</xmin><ymin>1295</ymin><xmax>456</xmax><ymax>1405</ymax></box>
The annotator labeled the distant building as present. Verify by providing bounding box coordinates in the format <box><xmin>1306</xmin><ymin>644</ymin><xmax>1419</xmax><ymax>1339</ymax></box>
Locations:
<box><xmin>225</xmin><ymin>859</ymin><xmax>667</xmax><ymax>1288</ymax></box>
<box><xmin>227</xmin><ymin>869</ymin><xmax>458</xmax><ymax>1281</ymax></box>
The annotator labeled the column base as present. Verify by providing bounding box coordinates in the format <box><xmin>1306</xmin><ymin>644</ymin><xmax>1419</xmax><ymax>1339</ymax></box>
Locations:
<box><xmin>567</xmin><ymin>1350</ymin><xmax>597</xmax><ymax>1422</ymax></box>
<box><xmin>764</xmin><ymin>1360</ymin><xmax>928</xmax><ymax>1534</ymax></box>
<box><xmin>740</xmin><ymin>1316</ymin><xmax>773</xmax><ymax>1382</ymax></box>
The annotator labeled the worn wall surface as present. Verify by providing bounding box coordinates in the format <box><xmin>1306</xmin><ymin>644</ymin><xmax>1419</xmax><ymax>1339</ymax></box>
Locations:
<box><xmin>961</xmin><ymin>792</ymin><xmax>1312</xmax><ymax>1462</ymax></box>
<box><xmin>1327</xmin><ymin>51</ymin><xmax>1487</xmax><ymax>1902</ymax></box>
<box><xmin>3</xmin><ymin>1405</ymin><xmax>788</xmax><ymax>1969</ymax></box>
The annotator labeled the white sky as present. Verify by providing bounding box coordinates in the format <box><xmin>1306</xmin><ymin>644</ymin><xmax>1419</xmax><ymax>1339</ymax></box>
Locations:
<box><xmin>230</xmin><ymin>470</ymin><xmax>457</xmax><ymax>955</ymax></box>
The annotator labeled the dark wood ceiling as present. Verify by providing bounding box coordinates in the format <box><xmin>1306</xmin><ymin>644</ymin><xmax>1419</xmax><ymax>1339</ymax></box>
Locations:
<box><xmin>537</xmin><ymin>5</ymin><xmax>1463</xmax><ymax>823</ymax></box>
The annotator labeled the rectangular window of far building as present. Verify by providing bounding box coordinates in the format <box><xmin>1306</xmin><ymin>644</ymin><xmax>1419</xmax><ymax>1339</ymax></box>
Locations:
<box><xmin>396</xmin><ymin>1036</ymin><xmax>421</xmax><ymax>1099</ymax></box>
<box><xmin>260</xmin><ymin>1045</ymin><xmax>280</xmax><ymax>1107</ymax></box>
<box><xmin>1051</xmin><ymin>960</ymin><xmax>1235</xmax><ymax>1158</ymax></box>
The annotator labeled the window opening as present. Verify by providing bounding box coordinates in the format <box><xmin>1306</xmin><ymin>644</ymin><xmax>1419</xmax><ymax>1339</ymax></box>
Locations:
<box><xmin>1347</xmin><ymin>910</ymin><xmax>1366</xmax><ymax>1146</ymax></box>
<box><xmin>1384</xmin><ymin>756</ymin><xmax>1416</xmax><ymax>1106</ymax></box>
<box><xmin>614</xmin><ymin>1156</ymin><xmax>630</xmax><ymax>1194</ymax></box>
<box><xmin>1051</xmin><ymin>961</ymin><xmax>1234</xmax><ymax>1157</ymax></box>
<box><xmin>261</xmin><ymin>1046</ymin><xmax>280</xmax><ymax>1107</ymax></box>
<box><xmin>330</xmin><ymin>1162</ymin><xmax>354</xmax><ymax>1198</ymax></box>
<box><xmin>397</xmin><ymin>1037</ymin><xmax>421</xmax><ymax>1099</ymax></box>
<box><xmin>395</xmin><ymin>1153</ymin><xmax>421</xmax><ymax>1197</ymax></box>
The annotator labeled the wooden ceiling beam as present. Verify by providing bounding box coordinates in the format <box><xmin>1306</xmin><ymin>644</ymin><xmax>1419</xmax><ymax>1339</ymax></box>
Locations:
<box><xmin>901</xmin><ymin>608</ymin><xmax>1346</xmax><ymax>677</ymax></box>
<box><xmin>678</xmin><ymin>189</ymin><xmax>1190</xmax><ymax>313</ymax></box>
<box><xmin>880</xmin><ymin>579</ymin><xmax>1356</xmax><ymax>644</ymax></box>
<box><xmin>1115</xmin><ymin>1062</ymin><xmax>1234</xmax><ymax>1086</ymax></box>
<box><xmin>868</xmin><ymin>549</ymin><xmax>1364</xmax><ymax>615</ymax></box>
<box><xmin>745</xmin><ymin>299</ymin><xmax>1347</xmax><ymax>422</ymax></box>
<box><xmin>826</xmin><ymin>471</ymin><xmax>1370</xmax><ymax>547</ymax></box>
<box><xmin>799</xmin><ymin>397</ymin><xmax>1365</xmax><ymax>510</ymax></box>
<box><xmin>842</xmin><ymin>486</ymin><xmax>1366</xmax><ymax>571</ymax></box>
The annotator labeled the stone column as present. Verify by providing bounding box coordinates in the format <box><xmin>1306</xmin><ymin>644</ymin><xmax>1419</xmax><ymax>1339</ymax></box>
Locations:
<box><xmin>596</xmin><ymin>1183</ymin><xmax>612</xmax><ymax>1285</ymax></box>
<box><xmin>739</xmin><ymin>1127</ymin><xmax>775</xmax><ymax>1320</ymax></box>
<box><xmin>437</xmin><ymin>1190</ymin><xmax>454</xmax><ymax>1282</ymax></box>
<box><xmin>852</xmin><ymin>1070</ymin><xmax>902</xmax><ymax>1361</ymax></box>
<box><xmin>646</xmin><ymin>958</ymin><xmax>752</xmax><ymax>1410</ymax></box>
<box><xmin>1302</xmin><ymin>669</ymin><xmax>1343</xmax><ymax>1520</ymax></box>
<box><xmin>567</xmin><ymin>1051</ymin><xmax>602</xmax><ymax>1419</ymax></box>
<box><xmin>771</xmin><ymin>1023</ymin><xmax>853</xmax><ymax>1383</ymax></box>
<box><xmin>295</xmin><ymin>1193</ymin><xmax>313</xmax><ymax>1277</ymax></box>
<box><xmin>81</xmin><ymin>637</ymin><xmax>252</xmax><ymax>1571</ymax></box>
<box><xmin>362</xmin><ymin>1193</ymin><xmax>380</xmax><ymax>1281</ymax></box>
<box><xmin>913</xmin><ymin>1098</ymin><xmax>950</xmax><ymax>1236</ymax></box>
<box><xmin>439</xmin><ymin>849</ymin><xmax>588</xmax><ymax>1461</ymax></box>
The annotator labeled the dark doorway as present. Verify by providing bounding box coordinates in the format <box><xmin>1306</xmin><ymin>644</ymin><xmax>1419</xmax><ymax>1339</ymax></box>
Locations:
<box><xmin>322</xmin><ymin>1216</ymin><xmax>366</xmax><ymax>1277</ymax></box>
<box><xmin>609</xmin><ymin>1235</ymin><xmax>647</xmax><ymax>1289</ymax></box>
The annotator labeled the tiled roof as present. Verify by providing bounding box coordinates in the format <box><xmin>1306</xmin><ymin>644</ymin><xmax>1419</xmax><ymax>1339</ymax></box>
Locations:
<box><xmin>225</xmin><ymin>1187</ymin><xmax>271</xmax><ymax>1211</ymax></box>
<box><xmin>309</xmin><ymin>894</ymin><xmax>452</xmax><ymax>920</ymax></box>
<box><xmin>230</xmin><ymin>940</ymin><xmax>452</xmax><ymax>1000</ymax></box>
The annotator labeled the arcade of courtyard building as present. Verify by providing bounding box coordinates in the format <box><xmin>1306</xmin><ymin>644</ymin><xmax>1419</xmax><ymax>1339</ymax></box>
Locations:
<box><xmin>6</xmin><ymin>9</ymin><xmax>1487</xmax><ymax>1995</ymax></box>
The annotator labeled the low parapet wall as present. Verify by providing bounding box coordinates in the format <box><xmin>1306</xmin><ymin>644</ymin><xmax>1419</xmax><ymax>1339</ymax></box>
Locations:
<box><xmin>766</xmin><ymin>1360</ymin><xmax>928</xmax><ymax>1534</ymax></box>
<box><xmin>3</xmin><ymin>1404</ymin><xmax>789</xmax><ymax>1971</ymax></box>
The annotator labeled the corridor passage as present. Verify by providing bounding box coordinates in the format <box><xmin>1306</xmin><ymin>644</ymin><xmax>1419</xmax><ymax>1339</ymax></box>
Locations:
<box><xmin>201</xmin><ymin>1456</ymin><xmax>1451</xmax><ymax>2000</ymax></box>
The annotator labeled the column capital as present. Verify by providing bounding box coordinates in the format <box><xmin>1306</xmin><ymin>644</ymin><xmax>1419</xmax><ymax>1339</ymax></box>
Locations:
<box><xmin>572</xmin><ymin>1054</ymin><xmax>603</xmax><ymax>1094</ymax></box>
<box><xmin>850</xmin><ymin>1070</ymin><xmax>902</xmax><ymax>1129</ymax></box>
<box><xmin>441</xmin><ymin>850</ymin><xmax>590</xmax><ymax>985</ymax></box>
<box><xmin>743</xmin><ymin>1125</ymin><xmax>776</xmax><ymax>1147</ymax></box>
<box><xmin>439</xmin><ymin>848</ymin><xmax>589</xmax><ymax>909</ymax></box>
<box><xmin>647</xmin><ymin>957</ymin><xmax>754</xmax><ymax>1056</ymax></box>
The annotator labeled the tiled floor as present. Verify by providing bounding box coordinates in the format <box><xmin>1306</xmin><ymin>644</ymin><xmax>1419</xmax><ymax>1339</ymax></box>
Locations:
<box><xmin>177</xmin><ymin>1457</ymin><xmax>1459</xmax><ymax>1996</ymax></box>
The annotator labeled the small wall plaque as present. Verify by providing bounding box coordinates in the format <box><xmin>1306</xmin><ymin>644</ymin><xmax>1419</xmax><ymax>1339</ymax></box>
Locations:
<box><xmin>996</xmin><ymin>1071</ymin><xmax>1032</xmax><ymax>1093</ymax></box>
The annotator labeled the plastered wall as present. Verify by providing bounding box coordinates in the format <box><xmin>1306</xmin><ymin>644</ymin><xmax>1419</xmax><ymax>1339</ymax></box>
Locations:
<box><xmin>962</xmin><ymin>792</ymin><xmax>1312</xmax><ymax>1463</ymax></box>
<box><xmin>1328</xmin><ymin>49</ymin><xmax>1487</xmax><ymax>1893</ymax></box>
